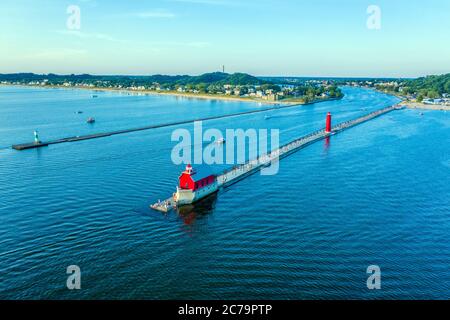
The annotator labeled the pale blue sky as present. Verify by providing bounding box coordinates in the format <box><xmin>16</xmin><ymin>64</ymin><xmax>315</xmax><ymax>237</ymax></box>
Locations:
<box><xmin>1</xmin><ymin>0</ymin><xmax>449</xmax><ymax>77</ymax></box>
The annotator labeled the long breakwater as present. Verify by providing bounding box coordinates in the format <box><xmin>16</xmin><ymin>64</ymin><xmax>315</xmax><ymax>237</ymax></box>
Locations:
<box><xmin>12</xmin><ymin>102</ymin><xmax>304</xmax><ymax>151</ymax></box>
<box><xmin>151</xmin><ymin>104</ymin><xmax>403</xmax><ymax>212</ymax></box>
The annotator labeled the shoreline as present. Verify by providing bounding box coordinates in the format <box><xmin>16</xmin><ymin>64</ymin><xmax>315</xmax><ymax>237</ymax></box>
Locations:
<box><xmin>399</xmin><ymin>101</ymin><xmax>450</xmax><ymax>111</ymax></box>
<box><xmin>358</xmin><ymin>86</ymin><xmax>450</xmax><ymax>111</ymax></box>
<box><xmin>0</xmin><ymin>83</ymin><xmax>343</xmax><ymax>106</ymax></box>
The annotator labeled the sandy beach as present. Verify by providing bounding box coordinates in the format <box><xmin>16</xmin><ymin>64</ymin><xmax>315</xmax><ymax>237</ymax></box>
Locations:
<box><xmin>367</xmin><ymin>87</ymin><xmax>449</xmax><ymax>112</ymax></box>
<box><xmin>400</xmin><ymin>101</ymin><xmax>450</xmax><ymax>111</ymax></box>
<box><xmin>0</xmin><ymin>84</ymin><xmax>296</xmax><ymax>106</ymax></box>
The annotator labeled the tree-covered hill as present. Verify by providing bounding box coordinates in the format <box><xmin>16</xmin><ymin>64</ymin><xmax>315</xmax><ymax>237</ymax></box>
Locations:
<box><xmin>218</xmin><ymin>73</ymin><xmax>264</xmax><ymax>86</ymax></box>
<box><xmin>0</xmin><ymin>71</ymin><xmax>344</xmax><ymax>103</ymax></box>
<box><xmin>0</xmin><ymin>72</ymin><xmax>266</xmax><ymax>87</ymax></box>
<box><xmin>402</xmin><ymin>73</ymin><xmax>450</xmax><ymax>99</ymax></box>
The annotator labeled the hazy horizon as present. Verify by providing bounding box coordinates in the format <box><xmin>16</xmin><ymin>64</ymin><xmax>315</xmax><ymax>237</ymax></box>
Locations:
<box><xmin>1</xmin><ymin>0</ymin><xmax>449</xmax><ymax>78</ymax></box>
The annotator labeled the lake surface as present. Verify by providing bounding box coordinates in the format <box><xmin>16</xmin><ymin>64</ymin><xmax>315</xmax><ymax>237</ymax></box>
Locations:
<box><xmin>0</xmin><ymin>86</ymin><xmax>449</xmax><ymax>299</ymax></box>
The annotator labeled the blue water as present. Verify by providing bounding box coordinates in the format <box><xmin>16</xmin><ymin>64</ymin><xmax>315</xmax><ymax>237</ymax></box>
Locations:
<box><xmin>0</xmin><ymin>86</ymin><xmax>449</xmax><ymax>299</ymax></box>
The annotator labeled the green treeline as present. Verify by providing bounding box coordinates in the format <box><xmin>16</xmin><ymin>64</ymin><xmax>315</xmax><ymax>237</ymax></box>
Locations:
<box><xmin>374</xmin><ymin>73</ymin><xmax>449</xmax><ymax>101</ymax></box>
<box><xmin>0</xmin><ymin>72</ymin><xmax>344</xmax><ymax>102</ymax></box>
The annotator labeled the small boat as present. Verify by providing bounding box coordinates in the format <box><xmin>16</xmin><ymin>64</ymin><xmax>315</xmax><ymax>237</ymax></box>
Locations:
<box><xmin>92</xmin><ymin>95</ymin><xmax>98</xmax><ymax>98</ymax></box>
<box><xmin>86</xmin><ymin>117</ymin><xmax>96</xmax><ymax>124</ymax></box>
<box><xmin>265</xmin><ymin>115</ymin><xmax>271</xmax><ymax>120</ymax></box>
<box><xmin>76</xmin><ymin>111</ymin><xmax>83</xmax><ymax>114</ymax></box>
<box><xmin>215</xmin><ymin>138</ymin><xmax>226</xmax><ymax>145</ymax></box>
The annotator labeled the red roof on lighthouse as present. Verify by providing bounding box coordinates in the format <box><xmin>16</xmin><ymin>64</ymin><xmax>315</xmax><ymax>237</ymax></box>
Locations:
<box><xmin>179</xmin><ymin>164</ymin><xmax>217</xmax><ymax>191</ymax></box>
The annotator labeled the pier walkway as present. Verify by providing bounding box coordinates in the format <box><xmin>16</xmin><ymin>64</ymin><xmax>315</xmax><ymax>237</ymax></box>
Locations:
<box><xmin>151</xmin><ymin>104</ymin><xmax>402</xmax><ymax>213</ymax></box>
<box><xmin>12</xmin><ymin>103</ymin><xmax>303</xmax><ymax>151</ymax></box>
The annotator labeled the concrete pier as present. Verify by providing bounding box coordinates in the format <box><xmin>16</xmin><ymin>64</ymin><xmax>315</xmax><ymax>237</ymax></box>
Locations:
<box><xmin>151</xmin><ymin>198</ymin><xmax>176</xmax><ymax>213</ymax></box>
<box><xmin>151</xmin><ymin>104</ymin><xmax>403</xmax><ymax>212</ymax></box>
<box><xmin>11</xmin><ymin>103</ymin><xmax>304</xmax><ymax>151</ymax></box>
<box><xmin>217</xmin><ymin>104</ymin><xmax>401</xmax><ymax>188</ymax></box>
<box><xmin>12</xmin><ymin>142</ymin><xmax>49</xmax><ymax>150</ymax></box>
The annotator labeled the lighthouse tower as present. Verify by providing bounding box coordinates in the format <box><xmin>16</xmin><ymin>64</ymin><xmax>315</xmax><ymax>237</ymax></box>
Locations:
<box><xmin>34</xmin><ymin>130</ymin><xmax>41</xmax><ymax>144</ymax></box>
<box><xmin>325</xmin><ymin>112</ymin><xmax>332</xmax><ymax>133</ymax></box>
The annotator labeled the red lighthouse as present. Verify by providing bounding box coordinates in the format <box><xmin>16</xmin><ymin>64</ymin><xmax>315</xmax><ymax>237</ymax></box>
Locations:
<box><xmin>179</xmin><ymin>164</ymin><xmax>216</xmax><ymax>191</ymax></box>
<box><xmin>175</xmin><ymin>164</ymin><xmax>219</xmax><ymax>205</ymax></box>
<box><xmin>325</xmin><ymin>112</ymin><xmax>332</xmax><ymax>133</ymax></box>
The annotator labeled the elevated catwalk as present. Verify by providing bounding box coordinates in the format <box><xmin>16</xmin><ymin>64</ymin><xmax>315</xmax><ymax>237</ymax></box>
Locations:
<box><xmin>151</xmin><ymin>104</ymin><xmax>403</xmax><ymax>212</ymax></box>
